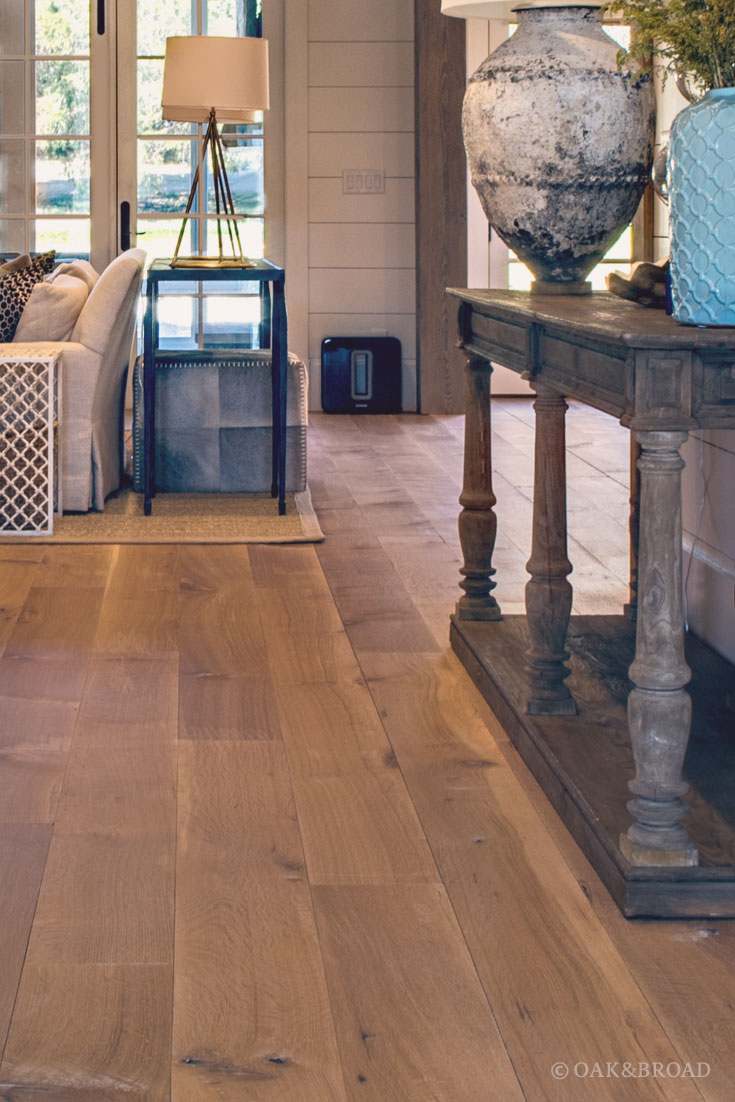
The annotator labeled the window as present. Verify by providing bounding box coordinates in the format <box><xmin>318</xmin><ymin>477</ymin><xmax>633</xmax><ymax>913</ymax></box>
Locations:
<box><xmin>0</xmin><ymin>0</ymin><xmax>92</xmax><ymax>258</ymax></box>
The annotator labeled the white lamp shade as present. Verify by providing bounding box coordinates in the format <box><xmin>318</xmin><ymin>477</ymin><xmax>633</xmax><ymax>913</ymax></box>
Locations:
<box><xmin>162</xmin><ymin>36</ymin><xmax>269</xmax><ymax>123</ymax></box>
<box><xmin>441</xmin><ymin>0</ymin><xmax>600</xmax><ymax>20</ymax></box>
<box><xmin>441</xmin><ymin>0</ymin><xmax>519</xmax><ymax>21</ymax></box>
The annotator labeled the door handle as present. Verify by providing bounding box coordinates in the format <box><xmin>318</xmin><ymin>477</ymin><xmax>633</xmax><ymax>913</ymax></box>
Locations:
<box><xmin>120</xmin><ymin>201</ymin><xmax>131</xmax><ymax>252</ymax></box>
<box><xmin>97</xmin><ymin>0</ymin><xmax>105</xmax><ymax>34</ymax></box>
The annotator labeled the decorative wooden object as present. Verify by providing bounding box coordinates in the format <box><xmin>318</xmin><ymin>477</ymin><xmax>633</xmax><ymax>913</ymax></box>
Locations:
<box><xmin>623</xmin><ymin>435</ymin><xmax>641</xmax><ymax>621</ymax></box>
<box><xmin>456</xmin><ymin>355</ymin><xmax>501</xmax><ymax>622</ymax></box>
<box><xmin>622</xmin><ymin>428</ymin><xmax>698</xmax><ymax>868</ymax></box>
<box><xmin>524</xmin><ymin>382</ymin><xmax>577</xmax><ymax>715</ymax></box>
<box><xmin>448</xmin><ymin>288</ymin><xmax>735</xmax><ymax>917</ymax></box>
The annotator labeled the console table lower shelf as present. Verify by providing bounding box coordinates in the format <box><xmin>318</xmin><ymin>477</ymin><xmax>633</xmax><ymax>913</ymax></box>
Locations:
<box><xmin>451</xmin><ymin>613</ymin><xmax>735</xmax><ymax>919</ymax></box>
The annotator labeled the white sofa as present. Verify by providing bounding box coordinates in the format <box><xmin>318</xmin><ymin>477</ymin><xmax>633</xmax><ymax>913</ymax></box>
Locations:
<box><xmin>0</xmin><ymin>249</ymin><xmax>145</xmax><ymax>511</ymax></box>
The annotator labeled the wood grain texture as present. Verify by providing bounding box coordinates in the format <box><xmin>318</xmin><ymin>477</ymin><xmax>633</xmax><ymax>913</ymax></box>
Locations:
<box><xmin>275</xmin><ymin>682</ymin><xmax>439</xmax><ymax>885</ymax></box>
<box><xmin>500</xmin><ymin>742</ymin><xmax>735</xmax><ymax>1102</ymax></box>
<box><xmin>415</xmin><ymin>0</ymin><xmax>467</xmax><ymax>413</ymax></box>
<box><xmin>0</xmin><ymin>549</ymin><xmax>42</xmax><ymax>655</ymax></box>
<box><xmin>312</xmin><ymin>884</ymin><xmax>524</xmax><ymax>1102</ymax></box>
<box><xmin>173</xmin><ymin>739</ymin><xmax>347</xmax><ymax>1102</ymax></box>
<box><xmin>0</xmin><ymin>697</ymin><xmax>78</xmax><ymax>823</ymax></box>
<box><xmin>362</xmin><ymin>650</ymin><xmax>703</xmax><ymax>1102</ymax></box>
<box><xmin>24</xmin><ymin>831</ymin><xmax>173</xmax><ymax>966</ymax></box>
<box><xmin>3</xmin><ymin>409</ymin><xmax>734</xmax><ymax>1101</ymax></box>
<box><xmin>179</xmin><ymin>545</ymin><xmax>280</xmax><ymax>737</ymax></box>
<box><xmin>24</xmin><ymin>620</ymin><xmax>178</xmax><ymax>968</ymax></box>
<box><xmin>0</xmin><ymin>963</ymin><xmax>172</xmax><ymax>1100</ymax></box>
<box><xmin>0</xmin><ymin>825</ymin><xmax>51</xmax><ymax>1058</ymax></box>
<box><xmin>0</xmin><ymin>581</ymin><xmax>107</xmax><ymax>703</ymax></box>
<box><xmin>250</xmin><ymin>546</ymin><xmax>364</xmax><ymax>686</ymax></box>
<box><xmin>92</xmin><ymin>545</ymin><xmax>179</xmax><ymax>659</ymax></box>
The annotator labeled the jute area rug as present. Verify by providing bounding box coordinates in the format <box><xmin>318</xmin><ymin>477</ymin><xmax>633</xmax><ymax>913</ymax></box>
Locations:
<box><xmin>2</xmin><ymin>486</ymin><xmax>324</xmax><ymax>544</ymax></box>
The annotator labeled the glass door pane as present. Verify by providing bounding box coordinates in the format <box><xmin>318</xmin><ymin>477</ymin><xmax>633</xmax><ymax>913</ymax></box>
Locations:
<box><xmin>0</xmin><ymin>0</ymin><xmax>92</xmax><ymax>258</ymax></box>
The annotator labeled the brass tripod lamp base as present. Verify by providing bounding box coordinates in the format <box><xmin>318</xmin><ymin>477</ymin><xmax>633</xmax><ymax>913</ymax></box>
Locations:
<box><xmin>171</xmin><ymin>109</ymin><xmax>254</xmax><ymax>269</ymax></box>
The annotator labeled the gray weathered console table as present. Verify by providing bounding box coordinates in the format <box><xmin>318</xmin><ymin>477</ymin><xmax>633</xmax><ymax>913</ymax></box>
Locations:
<box><xmin>448</xmin><ymin>288</ymin><xmax>735</xmax><ymax>917</ymax></box>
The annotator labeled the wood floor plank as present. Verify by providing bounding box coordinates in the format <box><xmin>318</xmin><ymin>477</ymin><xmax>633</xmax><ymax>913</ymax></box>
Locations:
<box><xmin>92</xmin><ymin>545</ymin><xmax>179</xmax><ymax>659</ymax></box>
<box><xmin>0</xmin><ymin>825</ymin><xmax>52</xmax><ymax>1060</ymax></box>
<box><xmin>2</xmin><ymin>406</ymin><xmax>729</xmax><ymax>1102</ymax></box>
<box><xmin>173</xmin><ymin>740</ymin><xmax>348</xmax><ymax>1102</ymax></box>
<box><xmin>0</xmin><ymin>550</ymin><xmax>42</xmax><ymax>656</ymax></box>
<box><xmin>34</xmin><ymin>545</ymin><xmax>114</xmax><ymax>589</ymax></box>
<box><xmin>0</xmin><ymin>697</ymin><xmax>78</xmax><ymax>822</ymax></box>
<box><xmin>25</xmin><ymin>633</ymin><xmax>178</xmax><ymax>969</ymax></box>
<box><xmin>0</xmin><ymin>963</ymin><xmax>172</xmax><ymax>1100</ymax></box>
<box><xmin>24</xmin><ymin>831</ymin><xmax>173</xmax><ymax>965</ymax></box>
<box><xmin>180</xmin><ymin>545</ymin><xmax>268</xmax><ymax>678</ymax></box>
<box><xmin>495</xmin><ymin>734</ymin><xmax>735</xmax><ymax>1102</ymax></box>
<box><xmin>255</xmin><ymin>586</ymin><xmax>363</xmax><ymax>686</ymax></box>
<box><xmin>0</xmin><ymin>582</ymin><xmax>108</xmax><ymax>702</ymax></box>
<box><xmin>178</xmin><ymin>545</ymin><xmax>283</xmax><ymax>737</ymax></box>
<box><xmin>290</xmin><ymin>773</ymin><xmax>439</xmax><ymax>887</ymax></box>
<box><xmin>69</xmin><ymin>654</ymin><xmax>179</xmax><ymax>731</ymax></box>
<box><xmin>361</xmin><ymin>650</ymin><xmax>704</xmax><ymax>1101</ymax></box>
<box><xmin>312</xmin><ymin>883</ymin><xmax>525</xmax><ymax>1102</ymax></box>
<box><xmin>179</xmin><ymin>672</ymin><xmax>281</xmax><ymax>739</ymax></box>
<box><xmin>276</xmin><ymin>681</ymin><xmax>440</xmax><ymax>886</ymax></box>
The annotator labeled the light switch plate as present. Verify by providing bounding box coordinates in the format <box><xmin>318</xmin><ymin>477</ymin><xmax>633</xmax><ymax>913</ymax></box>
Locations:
<box><xmin>342</xmin><ymin>169</ymin><xmax>385</xmax><ymax>195</ymax></box>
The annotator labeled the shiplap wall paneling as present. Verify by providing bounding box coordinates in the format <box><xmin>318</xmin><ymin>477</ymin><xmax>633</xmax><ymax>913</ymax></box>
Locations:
<box><xmin>307</xmin><ymin>0</ymin><xmax>417</xmax><ymax>411</ymax></box>
<box><xmin>415</xmin><ymin>0</ymin><xmax>467</xmax><ymax>413</ymax></box>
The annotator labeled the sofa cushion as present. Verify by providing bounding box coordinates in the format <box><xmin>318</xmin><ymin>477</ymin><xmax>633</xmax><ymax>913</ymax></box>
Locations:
<box><xmin>14</xmin><ymin>273</ymin><xmax>91</xmax><ymax>342</ymax></box>
<box><xmin>0</xmin><ymin>255</ymin><xmax>30</xmax><ymax>278</ymax></box>
<box><xmin>51</xmin><ymin>258</ymin><xmax>99</xmax><ymax>293</ymax></box>
<box><xmin>71</xmin><ymin>249</ymin><xmax>145</xmax><ymax>355</ymax></box>
<box><xmin>0</xmin><ymin>251</ymin><xmax>56</xmax><ymax>341</ymax></box>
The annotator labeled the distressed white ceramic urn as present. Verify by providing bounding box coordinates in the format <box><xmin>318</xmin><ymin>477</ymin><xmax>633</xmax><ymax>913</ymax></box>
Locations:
<box><xmin>462</xmin><ymin>3</ymin><xmax>655</xmax><ymax>291</ymax></box>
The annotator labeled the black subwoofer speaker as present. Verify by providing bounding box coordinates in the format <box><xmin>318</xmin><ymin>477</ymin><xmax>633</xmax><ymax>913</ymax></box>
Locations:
<box><xmin>321</xmin><ymin>336</ymin><xmax>402</xmax><ymax>413</ymax></box>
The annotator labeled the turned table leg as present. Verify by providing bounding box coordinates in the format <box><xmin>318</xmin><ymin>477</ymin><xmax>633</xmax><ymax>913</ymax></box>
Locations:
<box><xmin>620</xmin><ymin>430</ymin><xmax>698</xmax><ymax>867</ymax></box>
<box><xmin>525</xmin><ymin>383</ymin><xmax>577</xmax><ymax>716</ymax></box>
<box><xmin>624</xmin><ymin>435</ymin><xmax>641</xmax><ymax>621</ymax></box>
<box><xmin>456</xmin><ymin>355</ymin><xmax>501</xmax><ymax>622</ymax></box>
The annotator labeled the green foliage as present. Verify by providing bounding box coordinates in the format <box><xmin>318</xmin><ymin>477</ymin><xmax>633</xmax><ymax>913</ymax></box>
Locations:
<box><xmin>35</xmin><ymin>2</ymin><xmax>90</xmax><ymax>169</ymax></box>
<box><xmin>604</xmin><ymin>0</ymin><xmax>735</xmax><ymax>90</ymax></box>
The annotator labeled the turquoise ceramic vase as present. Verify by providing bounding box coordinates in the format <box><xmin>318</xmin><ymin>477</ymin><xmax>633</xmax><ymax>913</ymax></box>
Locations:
<box><xmin>669</xmin><ymin>88</ymin><xmax>735</xmax><ymax>325</ymax></box>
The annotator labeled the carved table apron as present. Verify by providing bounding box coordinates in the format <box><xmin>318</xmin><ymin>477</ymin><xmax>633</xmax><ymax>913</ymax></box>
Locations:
<box><xmin>448</xmin><ymin>289</ymin><xmax>735</xmax><ymax>917</ymax></box>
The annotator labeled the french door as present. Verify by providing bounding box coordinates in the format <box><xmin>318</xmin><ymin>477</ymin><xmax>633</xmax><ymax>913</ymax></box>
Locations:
<box><xmin>118</xmin><ymin>0</ymin><xmax>267</xmax><ymax>348</ymax></box>
<box><xmin>1</xmin><ymin>0</ymin><xmax>270</xmax><ymax>347</ymax></box>
<box><xmin>0</xmin><ymin>0</ymin><xmax>110</xmax><ymax>266</ymax></box>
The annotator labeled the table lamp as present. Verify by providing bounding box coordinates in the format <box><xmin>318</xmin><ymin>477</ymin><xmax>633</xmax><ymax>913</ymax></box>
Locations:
<box><xmin>161</xmin><ymin>35</ymin><xmax>269</xmax><ymax>268</ymax></box>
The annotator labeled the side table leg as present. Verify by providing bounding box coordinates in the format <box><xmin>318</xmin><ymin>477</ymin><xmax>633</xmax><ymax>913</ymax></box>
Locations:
<box><xmin>525</xmin><ymin>383</ymin><xmax>577</xmax><ymax>716</ymax></box>
<box><xmin>143</xmin><ymin>283</ymin><xmax>157</xmax><ymax>516</ymax></box>
<box><xmin>272</xmin><ymin>277</ymin><xmax>288</xmax><ymax>515</ymax></box>
<box><xmin>620</xmin><ymin>430</ymin><xmax>698</xmax><ymax>867</ymax></box>
<box><xmin>456</xmin><ymin>355</ymin><xmax>501</xmax><ymax>622</ymax></box>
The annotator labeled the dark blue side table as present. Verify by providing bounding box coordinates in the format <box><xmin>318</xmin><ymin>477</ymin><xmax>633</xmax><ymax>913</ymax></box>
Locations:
<box><xmin>142</xmin><ymin>258</ymin><xmax>288</xmax><ymax>515</ymax></box>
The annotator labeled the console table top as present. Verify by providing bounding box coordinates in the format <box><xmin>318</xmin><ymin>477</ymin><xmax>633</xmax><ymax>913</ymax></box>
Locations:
<box><xmin>448</xmin><ymin>288</ymin><xmax>735</xmax><ymax>350</ymax></box>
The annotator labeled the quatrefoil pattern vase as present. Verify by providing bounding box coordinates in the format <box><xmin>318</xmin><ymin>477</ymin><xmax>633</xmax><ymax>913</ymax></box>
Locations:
<box><xmin>670</xmin><ymin>88</ymin><xmax>735</xmax><ymax>325</ymax></box>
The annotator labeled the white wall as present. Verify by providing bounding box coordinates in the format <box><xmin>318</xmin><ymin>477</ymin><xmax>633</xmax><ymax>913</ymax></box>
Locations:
<box><xmin>284</xmin><ymin>0</ymin><xmax>417</xmax><ymax>411</ymax></box>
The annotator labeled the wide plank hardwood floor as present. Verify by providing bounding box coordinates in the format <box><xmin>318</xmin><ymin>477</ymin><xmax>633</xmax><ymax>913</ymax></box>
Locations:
<box><xmin>0</xmin><ymin>401</ymin><xmax>733</xmax><ymax>1101</ymax></box>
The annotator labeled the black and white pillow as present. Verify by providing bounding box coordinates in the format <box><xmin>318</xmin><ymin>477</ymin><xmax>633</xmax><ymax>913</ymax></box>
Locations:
<box><xmin>0</xmin><ymin>251</ymin><xmax>56</xmax><ymax>342</ymax></box>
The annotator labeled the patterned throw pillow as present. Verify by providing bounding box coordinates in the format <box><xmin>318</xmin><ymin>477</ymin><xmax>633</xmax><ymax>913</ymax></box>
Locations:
<box><xmin>0</xmin><ymin>251</ymin><xmax>56</xmax><ymax>341</ymax></box>
<box><xmin>0</xmin><ymin>255</ymin><xmax>31</xmax><ymax>278</ymax></box>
